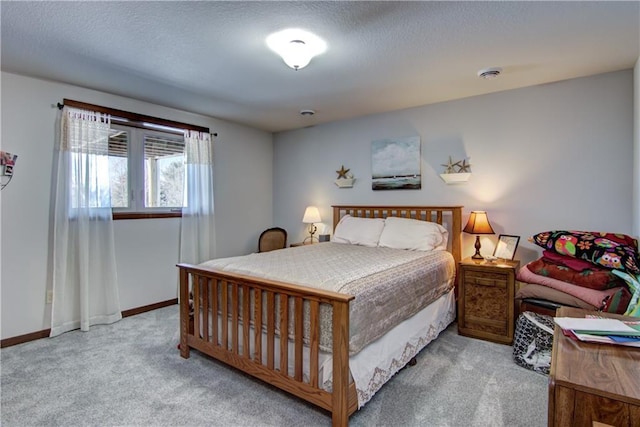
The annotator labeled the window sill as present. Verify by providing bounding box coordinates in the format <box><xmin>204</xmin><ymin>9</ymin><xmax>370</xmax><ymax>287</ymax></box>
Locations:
<box><xmin>113</xmin><ymin>211</ymin><xmax>182</xmax><ymax>220</ymax></box>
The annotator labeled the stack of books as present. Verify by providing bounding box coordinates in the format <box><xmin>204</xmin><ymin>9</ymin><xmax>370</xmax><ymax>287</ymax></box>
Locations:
<box><xmin>554</xmin><ymin>316</ymin><xmax>640</xmax><ymax>348</ymax></box>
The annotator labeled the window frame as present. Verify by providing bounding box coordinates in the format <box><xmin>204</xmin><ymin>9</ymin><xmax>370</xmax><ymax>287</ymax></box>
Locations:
<box><xmin>60</xmin><ymin>98</ymin><xmax>213</xmax><ymax>220</ymax></box>
<box><xmin>110</xmin><ymin>124</ymin><xmax>187</xmax><ymax>215</ymax></box>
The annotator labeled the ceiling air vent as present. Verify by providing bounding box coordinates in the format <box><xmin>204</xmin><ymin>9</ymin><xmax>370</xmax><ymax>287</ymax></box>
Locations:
<box><xmin>477</xmin><ymin>67</ymin><xmax>502</xmax><ymax>79</ymax></box>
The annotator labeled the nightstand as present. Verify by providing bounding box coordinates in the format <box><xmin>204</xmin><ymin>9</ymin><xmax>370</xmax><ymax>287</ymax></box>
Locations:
<box><xmin>457</xmin><ymin>257</ymin><xmax>520</xmax><ymax>345</ymax></box>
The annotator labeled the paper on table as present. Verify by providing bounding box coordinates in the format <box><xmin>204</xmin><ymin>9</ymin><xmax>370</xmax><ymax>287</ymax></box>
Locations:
<box><xmin>554</xmin><ymin>317</ymin><xmax>640</xmax><ymax>336</ymax></box>
<box><xmin>571</xmin><ymin>331</ymin><xmax>640</xmax><ymax>348</ymax></box>
<box><xmin>608</xmin><ymin>335</ymin><xmax>640</xmax><ymax>343</ymax></box>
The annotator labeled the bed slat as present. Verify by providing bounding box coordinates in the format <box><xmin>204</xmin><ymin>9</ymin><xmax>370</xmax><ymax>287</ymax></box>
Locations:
<box><xmin>221</xmin><ymin>280</ymin><xmax>228</xmax><ymax>350</ymax></box>
<box><xmin>279</xmin><ymin>294</ymin><xmax>289</xmax><ymax>375</ymax></box>
<box><xmin>193</xmin><ymin>276</ymin><xmax>201</xmax><ymax>340</ymax></box>
<box><xmin>242</xmin><ymin>285</ymin><xmax>250</xmax><ymax>358</ymax></box>
<box><xmin>310</xmin><ymin>300</ymin><xmax>320</xmax><ymax>388</ymax></box>
<box><xmin>294</xmin><ymin>296</ymin><xmax>303</xmax><ymax>381</ymax></box>
<box><xmin>202</xmin><ymin>278</ymin><xmax>209</xmax><ymax>342</ymax></box>
<box><xmin>254</xmin><ymin>289</ymin><xmax>262</xmax><ymax>363</ymax></box>
<box><xmin>212</xmin><ymin>279</ymin><xmax>219</xmax><ymax>347</ymax></box>
<box><xmin>231</xmin><ymin>285</ymin><xmax>239</xmax><ymax>353</ymax></box>
<box><xmin>266</xmin><ymin>291</ymin><xmax>275</xmax><ymax>369</ymax></box>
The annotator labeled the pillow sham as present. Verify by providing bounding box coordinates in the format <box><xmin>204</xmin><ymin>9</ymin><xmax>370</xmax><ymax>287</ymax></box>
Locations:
<box><xmin>332</xmin><ymin>215</ymin><xmax>385</xmax><ymax>247</ymax></box>
<box><xmin>531</xmin><ymin>230</ymin><xmax>640</xmax><ymax>275</ymax></box>
<box><xmin>378</xmin><ymin>216</ymin><xmax>448</xmax><ymax>251</ymax></box>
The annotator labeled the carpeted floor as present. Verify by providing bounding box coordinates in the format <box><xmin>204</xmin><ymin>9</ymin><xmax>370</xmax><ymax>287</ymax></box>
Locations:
<box><xmin>1</xmin><ymin>305</ymin><xmax>548</xmax><ymax>426</ymax></box>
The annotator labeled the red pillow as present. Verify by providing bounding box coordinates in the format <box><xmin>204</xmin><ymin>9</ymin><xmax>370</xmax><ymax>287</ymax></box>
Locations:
<box><xmin>528</xmin><ymin>257</ymin><xmax>626</xmax><ymax>291</ymax></box>
<box><xmin>542</xmin><ymin>250</ymin><xmax>594</xmax><ymax>272</ymax></box>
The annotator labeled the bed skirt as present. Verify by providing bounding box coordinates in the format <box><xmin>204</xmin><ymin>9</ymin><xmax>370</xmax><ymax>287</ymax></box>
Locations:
<box><xmin>351</xmin><ymin>289</ymin><xmax>455</xmax><ymax>407</ymax></box>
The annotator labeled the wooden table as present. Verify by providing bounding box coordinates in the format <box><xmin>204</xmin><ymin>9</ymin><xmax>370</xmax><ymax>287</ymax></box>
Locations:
<box><xmin>548</xmin><ymin>307</ymin><xmax>640</xmax><ymax>427</ymax></box>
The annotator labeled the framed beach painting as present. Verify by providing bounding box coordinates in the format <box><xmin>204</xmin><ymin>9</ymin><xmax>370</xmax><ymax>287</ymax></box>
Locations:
<box><xmin>371</xmin><ymin>135</ymin><xmax>421</xmax><ymax>190</ymax></box>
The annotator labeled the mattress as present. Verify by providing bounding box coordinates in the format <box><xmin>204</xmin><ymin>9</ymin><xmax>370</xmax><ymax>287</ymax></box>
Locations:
<box><xmin>200</xmin><ymin>242</ymin><xmax>456</xmax><ymax>355</ymax></box>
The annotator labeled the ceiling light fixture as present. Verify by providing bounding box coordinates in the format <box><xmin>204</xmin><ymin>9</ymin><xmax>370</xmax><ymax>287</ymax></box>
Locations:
<box><xmin>266</xmin><ymin>29</ymin><xmax>327</xmax><ymax>71</ymax></box>
<box><xmin>477</xmin><ymin>67</ymin><xmax>502</xmax><ymax>79</ymax></box>
<box><xmin>300</xmin><ymin>109</ymin><xmax>315</xmax><ymax>116</ymax></box>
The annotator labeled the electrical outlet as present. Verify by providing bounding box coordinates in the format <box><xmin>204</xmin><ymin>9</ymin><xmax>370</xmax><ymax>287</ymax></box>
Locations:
<box><xmin>46</xmin><ymin>290</ymin><xmax>53</xmax><ymax>304</ymax></box>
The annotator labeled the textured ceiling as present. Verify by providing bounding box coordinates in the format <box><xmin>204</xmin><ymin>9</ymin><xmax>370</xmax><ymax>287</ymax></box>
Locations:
<box><xmin>1</xmin><ymin>1</ymin><xmax>638</xmax><ymax>133</ymax></box>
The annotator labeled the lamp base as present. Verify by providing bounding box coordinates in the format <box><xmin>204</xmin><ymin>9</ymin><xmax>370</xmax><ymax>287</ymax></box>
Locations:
<box><xmin>471</xmin><ymin>235</ymin><xmax>484</xmax><ymax>260</ymax></box>
<box><xmin>303</xmin><ymin>223</ymin><xmax>318</xmax><ymax>244</ymax></box>
<box><xmin>303</xmin><ymin>236</ymin><xmax>317</xmax><ymax>244</ymax></box>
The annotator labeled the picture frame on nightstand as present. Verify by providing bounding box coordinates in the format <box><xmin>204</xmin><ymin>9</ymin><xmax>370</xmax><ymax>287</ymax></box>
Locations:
<box><xmin>493</xmin><ymin>234</ymin><xmax>520</xmax><ymax>260</ymax></box>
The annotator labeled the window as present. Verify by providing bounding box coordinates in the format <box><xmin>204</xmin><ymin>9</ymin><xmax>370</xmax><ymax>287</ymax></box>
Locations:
<box><xmin>109</xmin><ymin>124</ymin><xmax>186</xmax><ymax>214</ymax></box>
<box><xmin>59</xmin><ymin>98</ymin><xmax>211</xmax><ymax>219</ymax></box>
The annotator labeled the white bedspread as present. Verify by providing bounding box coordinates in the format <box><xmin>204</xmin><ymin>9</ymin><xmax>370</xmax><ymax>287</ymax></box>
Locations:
<box><xmin>200</xmin><ymin>243</ymin><xmax>455</xmax><ymax>355</ymax></box>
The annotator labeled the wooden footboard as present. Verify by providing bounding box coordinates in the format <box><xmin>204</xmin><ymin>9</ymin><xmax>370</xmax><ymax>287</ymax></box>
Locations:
<box><xmin>177</xmin><ymin>264</ymin><xmax>356</xmax><ymax>426</ymax></box>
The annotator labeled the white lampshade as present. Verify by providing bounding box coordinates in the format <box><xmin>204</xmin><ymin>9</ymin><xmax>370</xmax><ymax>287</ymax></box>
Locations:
<box><xmin>302</xmin><ymin>206</ymin><xmax>321</xmax><ymax>224</ymax></box>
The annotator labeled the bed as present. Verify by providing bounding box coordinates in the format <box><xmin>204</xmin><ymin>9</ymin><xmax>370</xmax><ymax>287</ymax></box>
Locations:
<box><xmin>177</xmin><ymin>205</ymin><xmax>463</xmax><ymax>426</ymax></box>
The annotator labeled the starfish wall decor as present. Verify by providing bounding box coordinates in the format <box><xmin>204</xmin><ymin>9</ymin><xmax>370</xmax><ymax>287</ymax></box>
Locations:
<box><xmin>335</xmin><ymin>165</ymin><xmax>355</xmax><ymax>188</ymax></box>
<box><xmin>441</xmin><ymin>156</ymin><xmax>461</xmax><ymax>174</ymax></box>
<box><xmin>439</xmin><ymin>156</ymin><xmax>472</xmax><ymax>184</ymax></box>
<box><xmin>336</xmin><ymin>165</ymin><xmax>350</xmax><ymax>179</ymax></box>
<box><xmin>458</xmin><ymin>159</ymin><xmax>471</xmax><ymax>173</ymax></box>
<box><xmin>441</xmin><ymin>156</ymin><xmax>471</xmax><ymax>174</ymax></box>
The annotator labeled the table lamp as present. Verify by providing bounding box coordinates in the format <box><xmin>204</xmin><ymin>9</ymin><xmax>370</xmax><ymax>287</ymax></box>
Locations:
<box><xmin>302</xmin><ymin>206</ymin><xmax>321</xmax><ymax>243</ymax></box>
<box><xmin>463</xmin><ymin>211</ymin><xmax>495</xmax><ymax>260</ymax></box>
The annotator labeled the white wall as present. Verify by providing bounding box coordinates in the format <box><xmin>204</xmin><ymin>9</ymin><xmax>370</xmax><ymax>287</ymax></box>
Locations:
<box><xmin>634</xmin><ymin>57</ymin><xmax>640</xmax><ymax>237</ymax></box>
<box><xmin>274</xmin><ymin>70</ymin><xmax>634</xmax><ymax>264</ymax></box>
<box><xmin>0</xmin><ymin>72</ymin><xmax>273</xmax><ymax>339</ymax></box>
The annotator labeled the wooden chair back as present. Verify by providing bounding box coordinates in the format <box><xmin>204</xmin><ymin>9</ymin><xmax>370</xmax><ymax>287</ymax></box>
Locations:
<box><xmin>259</xmin><ymin>227</ymin><xmax>288</xmax><ymax>252</ymax></box>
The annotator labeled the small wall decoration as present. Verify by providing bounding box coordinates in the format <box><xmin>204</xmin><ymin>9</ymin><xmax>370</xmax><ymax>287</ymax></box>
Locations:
<box><xmin>440</xmin><ymin>155</ymin><xmax>471</xmax><ymax>184</ymax></box>
<box><xmin>335</xmin><ymin>165</ymin><xmax>355</xmax><ymax>188</ymax></box>
<box><xmin>493</xmin><ymin>234</ymin><xmax>520</xmax><ymax>260</ymax></box>
<box><xmin>371</xmin><ymin>135</ymin><xmax>421</xmax><ymax>190</ymax></box>
<box><xmin>1</xmin><ymin>151</ymin><xmax>18</xmax><ymax>190</ymax></box>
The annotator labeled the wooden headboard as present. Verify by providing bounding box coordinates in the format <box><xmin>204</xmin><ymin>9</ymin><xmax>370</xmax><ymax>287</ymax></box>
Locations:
<box><xmin>332</xmin><ymin>205</ymin><xmax>463</xmax><ymax>264</ymax></box>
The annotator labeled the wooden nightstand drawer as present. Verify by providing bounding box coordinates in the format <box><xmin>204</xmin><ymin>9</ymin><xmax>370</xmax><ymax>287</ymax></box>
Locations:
<box><xmin>457</xmin><ymin>258</ymin><xmax>520</xmax><ymax>345</ymax></box>
<box><xmin>464</xmin><ymin>270</ymin><xmax>508</xmax><ymax>288</ymax></box>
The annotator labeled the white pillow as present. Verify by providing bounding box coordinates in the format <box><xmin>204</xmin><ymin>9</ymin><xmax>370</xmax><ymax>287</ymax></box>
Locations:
<box><xmin>332</xmin><ymin>215</ymin><xmax>385</xmax><ymax>247</ymax></box>
<box><xmin>378</xmin><ymin>216</ymin><xmax>449</xmax><ymax>251</ymax></box>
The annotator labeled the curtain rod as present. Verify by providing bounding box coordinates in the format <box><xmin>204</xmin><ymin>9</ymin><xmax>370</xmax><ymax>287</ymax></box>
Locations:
<box><xmin>57</xmin><ymin>100</ymin><xmax>217</xmax><ymax>136</ymax></box>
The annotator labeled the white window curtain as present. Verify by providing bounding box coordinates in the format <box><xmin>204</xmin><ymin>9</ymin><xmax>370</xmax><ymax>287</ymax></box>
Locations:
<box><xmin>50</xmin><ymin>107</ymin><xmax>121</xmax><ymax>337</ymax></box>
<box><xmin>179</xmin><ymin>131</ymin><xmax>216</xmax><ymax>264</ymax></box>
